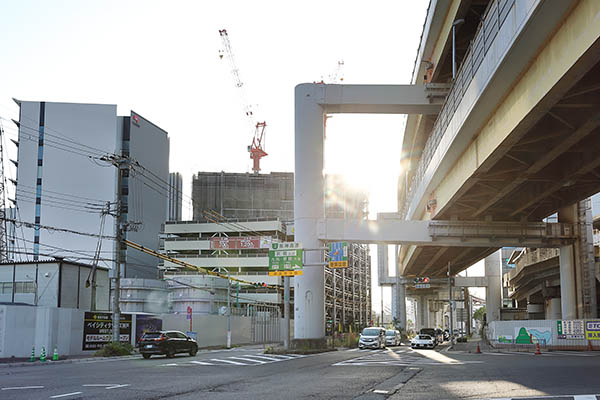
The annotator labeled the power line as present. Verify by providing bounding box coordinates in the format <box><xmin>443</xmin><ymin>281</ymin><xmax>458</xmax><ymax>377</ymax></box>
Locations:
<box><xmin>4</xmin><ymin>217</ymin><xmax>117</xmax><ymax>240</ymax></box>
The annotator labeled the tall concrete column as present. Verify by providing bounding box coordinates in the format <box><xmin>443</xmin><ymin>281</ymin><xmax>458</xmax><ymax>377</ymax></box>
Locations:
<box><xmin>396</xmin><ymin>281</ymin><xmax>407</xmax><ymax>332</ymax></box>
<box><xmin>464</xmin><ymin>288</ymin><xmax>471</xmax><ymax>336</ymax></box>
<box><xmin>417</xmin><ymin>296</ymin><xmax>428</xmax><ymax>330</ymax></box>
<box><xmin>294</xmin><ymin>84</ymin><xmax>325</xmax><ymax>340</ymax></box>
<box><xmin>428</xmin><ymin>297</ymin><xmax>437</xmax><ymax>329</ymax></box>
<box><xmin>559</xmin><ymin>205</ymin><xmax>578</xmax><ymax>320</ymax></box>
<box><xmin>485</xmin><ymin>251</ymin><xmax>502</xmax><ymax>322</ymax></box>
<box><xmin>546</xmin><ymin>298</ymin><xmax>562</xmax><ymax>320</ymax></box>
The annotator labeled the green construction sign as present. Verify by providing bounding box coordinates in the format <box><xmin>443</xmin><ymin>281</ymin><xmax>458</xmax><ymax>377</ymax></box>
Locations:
<box><xmin>268</xmin><ymin>242</ymin><xmax>303</xmax><ymax>271</ymax></box>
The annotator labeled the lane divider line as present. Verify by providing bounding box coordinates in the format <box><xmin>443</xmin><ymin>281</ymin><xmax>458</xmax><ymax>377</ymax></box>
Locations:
<box><xmin>50</xmin><ymin>392</ymin><xmax>83</xmax><ymax>398</ymax></box>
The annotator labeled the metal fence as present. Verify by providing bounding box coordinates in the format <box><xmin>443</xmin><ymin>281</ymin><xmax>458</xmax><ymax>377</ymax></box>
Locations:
<box><xmin>250</xmin><ymin>304</ymin><xmax>281</xmax><ymax>344</ymax></box>
<box><xmin>402</xmin><ymin>0</ymin><xmax>516</xmax><ymax>218</ymax></box>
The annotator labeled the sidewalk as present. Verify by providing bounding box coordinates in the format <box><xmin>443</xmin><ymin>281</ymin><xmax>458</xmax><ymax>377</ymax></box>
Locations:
<box><xmin>445</xmin><ymin>334</ymin><xmax>495</xmax><ymax>353</ymax></box>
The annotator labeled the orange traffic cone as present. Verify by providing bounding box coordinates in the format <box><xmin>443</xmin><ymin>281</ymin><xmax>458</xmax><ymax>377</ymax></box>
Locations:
<box><xmin>587</xmin><ymin>340</ymin><xmax>593</xmax><ymax>352</ymax></box>
<box><xmin>535</xmin><ymin>342</ymin><xmax>541</xmax><ymax>355</ymax></box>
<box><xmin>475</xmin><ymin>343</ymin><xmax>481</xmax><ymax>354</ymax></box>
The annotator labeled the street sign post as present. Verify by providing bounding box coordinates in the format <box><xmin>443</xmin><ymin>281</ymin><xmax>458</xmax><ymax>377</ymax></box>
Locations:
<box><xmin>187</xmin><ymin>306</ymin><xmax>193</xmax><ymax>332</ymax></box>
<box><xmin>329</xmin><ymin>242</ymin><xmax>348</xmax><ymax>268</ymax></box>
<box><xmin>268</xmin><ymin>242</ymin><xmax>303</xmax><ymax>276</ymax></box>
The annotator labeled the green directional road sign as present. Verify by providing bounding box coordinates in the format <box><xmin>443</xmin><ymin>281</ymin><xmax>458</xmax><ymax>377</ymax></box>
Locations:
<box><xmin>269</xmin><ymin>242</ymin><xmax>303</xmax><ymax>272</ymax></box>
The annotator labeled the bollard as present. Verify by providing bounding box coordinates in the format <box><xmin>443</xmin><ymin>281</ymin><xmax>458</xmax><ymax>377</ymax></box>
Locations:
<box><xmin>535</xmin><ymin>342</ymin><xmax>541</xmax><ymax>355</ymax></box>
<box><xmin>29</xmin><ymin>346</ymin><xmax>36</xmax><ymax>362</ymax></box>
<box><xmin>52</xmin><ymin>346</ymin><xmax>59</xmax><ymax>361</ymax></box>
<box><xmin>40</xmin><ymin>346</ymin><xmax>47</xmax><ymax>362</ymax></box>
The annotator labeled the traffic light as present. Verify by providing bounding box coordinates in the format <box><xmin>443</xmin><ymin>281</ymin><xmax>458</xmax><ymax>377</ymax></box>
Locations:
<box><xmin>414</xmin><ymin>277</ymin><xmax>430</xmax><ymax>284</ymax></box>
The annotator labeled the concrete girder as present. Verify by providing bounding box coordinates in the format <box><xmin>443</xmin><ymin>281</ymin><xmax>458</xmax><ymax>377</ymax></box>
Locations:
<box><xmin>318</xmin><ymin>84</ymin><xmax>445</xmax><ymax>115</ymax></box>
<box><xmin>317</xmin><ymin>218</ymin><xmax>574</xmax><ymax>248</ymax></box>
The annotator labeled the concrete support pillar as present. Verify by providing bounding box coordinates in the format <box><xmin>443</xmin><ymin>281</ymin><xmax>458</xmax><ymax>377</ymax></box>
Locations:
<box><xmin>428</xmin><ymin>298</ymin><xmax>437</xmax><ymax>329</ymax></box>
<box><xmin>294</xmin><ymin>84</ymin><xmax>325</xmax><ymax>340</ymax></box>
<box><xmin>464</xmin><ymin>288</ymin><xmax>471</xmax><ymax>336</ymax></box>
<box><xmin>485</xmin><ymin>251</ymin><xmax>502</xmax><ymax>322</ymax></box>
<box><xmin>417</xmin><ymin>296</ymin><xmax>428</xmax><ymax>330</ymax></box>
<box><xmin>396</xmin><ymin>281</ymin><xmax>407</xmax><ymax>332</ymax></box>
<box><xmin>559</xmin><ymin>205</ymin><xmax>578</xmax><ymax>320</ymax></box>
<box><xmin>545</xmin><ymin>298</ymin><xmax>562</xmax><ymax>320</ymax></box>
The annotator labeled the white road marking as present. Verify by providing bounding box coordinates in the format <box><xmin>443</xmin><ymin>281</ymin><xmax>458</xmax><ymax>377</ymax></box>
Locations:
<box><xmin>373</xmin><ymin>390</ymin><xmax>389</xmax><ymax>394</ymax></box>
<box><xmin>190</xmin><ymin>360</ymin><xmax>214</xmax><ymax>366</ymax></box>
<box><xmin>82</xmin><ymin>384</ymin><xmax>116</xmax><ymax>387</ymax></box>
<box><xmin>106</xmin><ymin>384</ymin><xmax>130</xmax><ymax>390</ymax></box>
<box><xmin>210</xmin><ymin>358</ymin><xmax>246</xmax><ymax>365</ymax></box>
<box><xmin>228</xmin><ymin>356</ymin><xmax>267</xmax><ymax>364</ymax></box>
<box><xmin>265</xmin><ymin>354</ymin><xmax>294</xmax><ymax>359</ymax></box>
<box><xmin>573</xmin><ymin>396</ymin><xmax>599</xmax><ymax>400</ymax></box>
<box><xmin>162</xmin><ymin>363</ymin><xmax>178</xmax><ymax>366</ymax></box>
<box><xmin>50</xmin><ymin>392</ymin><xmax>83</xmax><ymax>398</ymax></box>
<box><xmin>2</xmin><ymin>386</ymin><xmax>44</xmax><ymax>390</ymax></box>
<box><xmin>243</xmin><ymin>355</ymin><xmax>282</xmax><ymax>362</ymax></box>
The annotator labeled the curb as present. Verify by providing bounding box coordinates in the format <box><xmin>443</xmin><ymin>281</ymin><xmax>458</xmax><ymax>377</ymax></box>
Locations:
<box><xmin>0</xmin><ymin>354</ymin><xmax>141</xmax><ymax>368</ymax></box>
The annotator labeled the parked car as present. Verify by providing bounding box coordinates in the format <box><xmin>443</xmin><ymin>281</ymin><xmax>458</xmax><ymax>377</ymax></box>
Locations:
<box><xmin>385</xmin><ymin>329</ymin><xmax>401</xmax><ymax>346</ymax></box>
<box><xmin>139</xmin><ymin>330</ymin><xmax>198</xmax><ymax>359</ymax></box>
<box><xmin>358</xmin><ymin>327</ymin><xmax>386</xmax><ymax>349</ymax></box>
<box><xmin>411</xmin><ymin>334</ymin><xmax>435</xmax><ymax>349</ymax></box>
<box><xmin>419</xmin><ymin>328</ymin><xmax>438</xmax><ymax>345</ymax></box>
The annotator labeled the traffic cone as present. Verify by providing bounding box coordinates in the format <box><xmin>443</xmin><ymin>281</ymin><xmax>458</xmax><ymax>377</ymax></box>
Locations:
<box><xmin>587</xmin><ymin>340</ymin><xmax>593</xmax><ymax>352</ymax></box>
<box><xmin>40</xmin><ymin>346</ymin><xmax>47</xmax><ymax>362</ymax></box>
<box><xmin>535</xmin><ymin>342</ymin><xmax>541</xmax><ymax>355</ymax></box>
<box><xmin>475</xmin><ymin>343</ymin><xmax>481</xmax><ymax>354</ymax></box>
<box><xmin>52</xmin><ymin>346</ymin><xmax>59</xmax><ymax>361</ymax></box>
<box><xmin>29</xmin><ymin>346</ymin><xmax>35</xmax><ymax>362</ymax></box>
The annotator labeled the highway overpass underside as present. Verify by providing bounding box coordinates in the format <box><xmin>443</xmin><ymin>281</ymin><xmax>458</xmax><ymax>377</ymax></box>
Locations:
<box><xmin>402</xmin><ymin>2</ymin><xmax>600</xmax><ymax>280</ymax></box>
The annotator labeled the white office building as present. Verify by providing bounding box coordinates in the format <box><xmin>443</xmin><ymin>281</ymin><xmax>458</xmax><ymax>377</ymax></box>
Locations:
<box><xmin>12</xmin><ymin>100</ymin><xmax>169</xmax><ymax>279</ymax></box>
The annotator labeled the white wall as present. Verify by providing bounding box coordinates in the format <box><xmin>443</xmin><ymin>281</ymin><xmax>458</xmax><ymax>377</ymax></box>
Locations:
<box><xmin>0</xmin><ymin>305</ymin><xmax>87</xmax><ymax>358</ymax></box>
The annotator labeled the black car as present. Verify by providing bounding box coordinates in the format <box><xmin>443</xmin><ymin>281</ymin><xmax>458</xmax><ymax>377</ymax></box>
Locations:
<box><xmin>139</xmin><ymin>330</ymin><xmax>198</xmax><ymax>359</ymax></box>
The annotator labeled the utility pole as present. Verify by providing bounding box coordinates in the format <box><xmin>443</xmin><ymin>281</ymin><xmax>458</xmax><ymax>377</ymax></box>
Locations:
<box><xmin>99</xmin><ymin>154</ymin><xmax>134</xmax><ymax>343</ymax></box>
<box><xmin>448</xmin><ymin>261</ymin><xmax>454</xmax><ymax>349</ymax></box>
<box><xmin>284</xmin><ymin>276</ymin><xmax>290</xmax><ymax>349</ymax></box>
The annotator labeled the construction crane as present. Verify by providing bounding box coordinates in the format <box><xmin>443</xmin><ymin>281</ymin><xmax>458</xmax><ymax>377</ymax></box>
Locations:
<box><xmin>218</xmin><ymin>29</ymin><xmax>268</xmax><ymax>174</ymax></box>
<box><xmin>0</xmin><ymin>122</ymin><xmax>9</xmax><ymax>262</ymax></box>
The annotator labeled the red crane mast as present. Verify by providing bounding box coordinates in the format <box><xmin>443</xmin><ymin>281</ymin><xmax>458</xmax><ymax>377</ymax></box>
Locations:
<box><xmin>219</xmin><ymin>29</ymin><xmax>268</xmax><ymax>174</ymax></box>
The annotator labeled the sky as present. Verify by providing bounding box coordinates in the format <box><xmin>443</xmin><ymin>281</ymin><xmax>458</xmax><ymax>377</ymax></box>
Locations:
<box><xmin>0</xmin><ymin>0</ymin><xmax>433</xmax><ymax>314</ymax></box>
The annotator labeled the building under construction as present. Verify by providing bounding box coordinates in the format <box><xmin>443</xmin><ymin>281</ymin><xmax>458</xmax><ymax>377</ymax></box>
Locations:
<box><xmin>189</xmin><ymin>171</ymin><xmax>371</xmax><ymax>333</ymax></box>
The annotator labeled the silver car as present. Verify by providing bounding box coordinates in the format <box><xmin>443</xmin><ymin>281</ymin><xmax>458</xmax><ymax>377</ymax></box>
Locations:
<box><xmin>385</xmin><ymin>329</ymin><xmax>401</xmax><ymax>346</ymax></box>
<box><xmin>358</xmin><ymin>327</ymin><xmax>386</xmax><ymax>349</ymax></box>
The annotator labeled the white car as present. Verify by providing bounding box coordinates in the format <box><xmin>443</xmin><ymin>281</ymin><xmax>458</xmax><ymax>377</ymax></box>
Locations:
<box><xmin>411</xmin><ymin>334</ymin><xmax>435</xmax><ymax>349</ymax></box>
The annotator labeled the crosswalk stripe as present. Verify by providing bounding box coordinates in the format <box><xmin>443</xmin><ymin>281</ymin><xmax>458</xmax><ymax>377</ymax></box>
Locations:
<box><xmin>190</xmin><ymin>361</ymin><xmax>214</xmax><ymax>366</ymax></box>
<box><xmin>243</xmin><ymin>355</ymin><xmax>282</xmax><ymax>362</ymax></box>
<box><xmin>228</xmin><ymin>357</ymin><xmax>267</xmax><ymax>364</ymax></box>
<box><xmin>210</xmin><ymin>358</ymin><xmax>246</xmax><ymax>365</ymax></box>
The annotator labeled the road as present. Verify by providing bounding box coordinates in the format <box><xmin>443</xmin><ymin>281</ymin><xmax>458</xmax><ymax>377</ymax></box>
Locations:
<box><xmin>1</xmin><ymin>344</ymin><xmax>600</xmax><ymax>399</ymax></box>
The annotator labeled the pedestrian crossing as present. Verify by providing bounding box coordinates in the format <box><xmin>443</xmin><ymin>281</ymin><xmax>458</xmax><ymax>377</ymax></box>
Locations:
<box><xmin>159</xmin><ymin>353</ymin><xmax>305</xmax><ymax>367</ymax></box>
<box><xmin>335</xmin><ymin>347</ymin><xmax>482</xmax><ymax>367</ymax></box>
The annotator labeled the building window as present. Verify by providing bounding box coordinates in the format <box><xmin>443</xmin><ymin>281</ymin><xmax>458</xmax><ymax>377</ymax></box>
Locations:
<box><xmin>0</xmin><ymin>282</ymin><xmax>13</xmax><ymax>294</ymax></box>
<box><xmin>14</xmin><ymin>281</ymin><xmax>36</xmax><ymax>294</ymax></box>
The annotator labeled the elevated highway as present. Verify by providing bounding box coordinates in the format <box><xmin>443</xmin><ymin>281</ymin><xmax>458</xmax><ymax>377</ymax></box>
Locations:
<box><xmin>293</xmin><ymin>0</ymin><xmax>600</xmax><ymax>340</ymax></box>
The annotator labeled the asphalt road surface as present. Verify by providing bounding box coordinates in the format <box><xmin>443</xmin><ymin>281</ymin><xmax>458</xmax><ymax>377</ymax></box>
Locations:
<box><xmin>1</xmin><ymin>344</ymin><xmax>600</xmax><ymax>400</ymax></box>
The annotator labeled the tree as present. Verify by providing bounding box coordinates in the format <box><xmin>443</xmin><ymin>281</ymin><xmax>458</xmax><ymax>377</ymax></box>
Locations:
<box><xmin>473</xmin><ymin>306</ymin><xmax>486</xmax><ymax>321</ymax></box>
